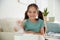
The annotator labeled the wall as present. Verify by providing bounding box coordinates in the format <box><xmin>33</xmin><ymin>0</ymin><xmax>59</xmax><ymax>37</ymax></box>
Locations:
<box><xmin>0</xmin><ymin>0</ymin><xmax>60</xmax><ymax>21</ymax></box>
<box><xmin>54</xmin><ymin>0</ymin><xmax>60</xmax><ymax>21</ymax></box>
<box><xmin>0</xmin><ymin>0</ymin><xmax>27</xmax><ymax>19</ymax></box>
<box><xmin>47</xmin><ymin>0</ymin><xmax>60</xmax><ymax>21</ymax></box>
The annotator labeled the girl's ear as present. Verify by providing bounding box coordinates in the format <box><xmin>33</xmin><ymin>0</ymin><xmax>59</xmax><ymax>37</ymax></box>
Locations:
<box><xmin>36</xmin><ymin>15</ymin><xmax>38</xmax><ymax>19</ymax></box>
<box><xmin>36</xmin><ymin>10</ymin><xmax>39</xmax><ymax>19</ymax></box>
<box><xmin>35</xmin><ymin>10</ymin><xmax>38</xmax><ymax>19</ymax></box>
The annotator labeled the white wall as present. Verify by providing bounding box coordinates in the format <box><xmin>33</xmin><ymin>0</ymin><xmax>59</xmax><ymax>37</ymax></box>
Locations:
<box><xmin>37</xmin><ymin>0</ymin><xmax>48</xmax><ymax>11</ymax></box>
<box><xmin>47</xmin><ymin>0</ymin><xmax>60</xmax><ymax>21</ymax></box>
<box><xmin>54</xmin><ymin>0</ymin><xmax>60</xmax><ymax>21</ymax></box>
<box><xmin>47</xmin><ymin>0</ymin><xmax>55</xmax><ymax>17</ymax></box>
<box><xmin>0</xmin><ymin>0</ymin><xmax>27</xmax><ymax>19</ymax></box>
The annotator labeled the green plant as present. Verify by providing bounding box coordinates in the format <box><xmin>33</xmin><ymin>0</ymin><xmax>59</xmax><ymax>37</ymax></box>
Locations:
<box><xmin>43</xmin><ymin>8</ymin><xmax>49</xmax><ymax>16</ymax></box>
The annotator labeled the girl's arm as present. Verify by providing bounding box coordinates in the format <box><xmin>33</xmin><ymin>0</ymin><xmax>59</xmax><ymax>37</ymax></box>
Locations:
<box><xmin>25</xmin><ymin>27</ymin><xmax>45</xmax><ymax>35</ymax></box>
<box><xmin>32</xmin><ymin>27</ymin><xmax>45</xmax><ymax>35</ymax></box>
<box><xmin>39</xmin><ymin>27</ymin><xmax>45</xmax><ymax>35</ymax></box>
<box><xmin>24</xmin><ymin>31</ymin><xmax>35</xmax><ymax>34</ymax></box>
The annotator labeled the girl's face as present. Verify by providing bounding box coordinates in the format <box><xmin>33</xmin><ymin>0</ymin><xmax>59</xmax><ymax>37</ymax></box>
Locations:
<box><xmin>27</xmin><ymin>6</ymin><xmax>38</xmax><ymax>20</ymax></box>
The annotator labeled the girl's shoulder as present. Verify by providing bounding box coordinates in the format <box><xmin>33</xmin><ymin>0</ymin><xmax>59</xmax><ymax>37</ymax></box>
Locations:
<box><xmin>38</xmin><ymin>19</ymin><xmax>44</xmax><ymax>23</ymax></box>
<box><xmin>22</xmin><ymin>19</ymin><xmax>28</xmax><ymax>23</ymax></box>
<box><xmin>22</xmin><ymin>19</ymin><xmax>29</xmax><ymax>26</ymax></box>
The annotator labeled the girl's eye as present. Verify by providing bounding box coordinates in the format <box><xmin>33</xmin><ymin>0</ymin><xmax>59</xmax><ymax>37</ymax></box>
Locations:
<box><xmin>33</xmin><ymin>11</ymin><xmax>36</xmax><ymax>13</ymax></box>
<box><xmin>28</xmin><ymin>11</ymin><xmax>32</xmax><ymax>13</ymax></box>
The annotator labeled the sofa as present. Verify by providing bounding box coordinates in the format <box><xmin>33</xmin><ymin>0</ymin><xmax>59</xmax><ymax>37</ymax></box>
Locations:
<box><xmin>0</xmin><ymin>32</ymin><xmax>14</xmax><ymax>40</ymax></box>
<box><xmin>0</xmin><ymin>18</ymin><xmax>60</xmax><ymax>40</ymax></box>
<box><xmin>46</xmin><ymin>22</ymin><xmax>60</xmax><ymax>33</ymax></box>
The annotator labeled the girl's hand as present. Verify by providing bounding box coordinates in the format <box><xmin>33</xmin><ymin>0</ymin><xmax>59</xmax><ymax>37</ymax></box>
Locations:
<box><xmin>25</xmin><ymin>31</ymin><xmax>41</xmax><ymax>35</ymax></box>
<box><xmin>25</xmin><ymin>31</ymin><xmax>35</xmax><ymax>34</ymax></box>
<box><xmin>17</xmin><ymin>20</ymin><xmax>22</xmax><ymax>25</ymax></box>
<box><xmin>17</xmin><ymin>20</ymin><xmax>24</xmax><ymax>28</ymax></box>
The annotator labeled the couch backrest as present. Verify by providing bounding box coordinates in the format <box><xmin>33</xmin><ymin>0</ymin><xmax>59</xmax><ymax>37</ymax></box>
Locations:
<box><xmin>0</xmin><ymin>18</ymin><xmax>21</xmax><ymax>32</ymax></box>
<box><xmin>46</xmin><ymin>22</ymin><xmax>60</xmax><ymax>33</ymax></box>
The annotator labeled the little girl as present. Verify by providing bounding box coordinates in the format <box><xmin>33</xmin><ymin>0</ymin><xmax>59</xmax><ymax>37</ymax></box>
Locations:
<box><xmin>18</xmin><ymin>3</ymin><xmax>46</xmax><ymax>35</ymax></box>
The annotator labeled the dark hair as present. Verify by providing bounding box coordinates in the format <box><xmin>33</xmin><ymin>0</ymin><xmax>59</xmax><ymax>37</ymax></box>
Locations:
<box><xmin>24</xmin><ymin>3</ymin><xmax>44</xmax><ymax>20</ymax></box>
<box><xmin>38</xmin><ymin>10</ymin><xmax>44</xmax><ymax>20</ymax></box>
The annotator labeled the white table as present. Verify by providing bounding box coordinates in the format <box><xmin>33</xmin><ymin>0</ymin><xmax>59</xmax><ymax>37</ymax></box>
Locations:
<box><xmin>14</xmin><ymin>33</ymin><xmax>45</xmax><ymax>40</ymax></box>
<box><xmin>14</xmin><ymin>33</ymin><xmax>60</xmax><ymax>40</ymax></box>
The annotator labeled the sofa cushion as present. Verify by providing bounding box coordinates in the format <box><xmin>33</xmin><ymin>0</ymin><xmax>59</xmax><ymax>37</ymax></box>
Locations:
<box><xmin>46</xmin><ymin>22</ymin><xmax>60</xmax><ymax>33</ymax></box>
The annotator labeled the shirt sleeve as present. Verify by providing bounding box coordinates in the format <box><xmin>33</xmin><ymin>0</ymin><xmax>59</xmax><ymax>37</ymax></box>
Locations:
<box><xmin>22</xmin><ymin>20</ymin><xmax>27</xmax><ymax>28</ymax></box>
<box><xmin>40</xmin><ymin>19</ymin><xmax>44</xmax><ymax>28</ymax></box>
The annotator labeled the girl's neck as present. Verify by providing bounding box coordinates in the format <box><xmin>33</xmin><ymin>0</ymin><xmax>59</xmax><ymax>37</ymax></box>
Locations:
<box><xmin>29</xmin><ymin>19</ymin><xmax>37</xmax><ymax>23</ymax></box>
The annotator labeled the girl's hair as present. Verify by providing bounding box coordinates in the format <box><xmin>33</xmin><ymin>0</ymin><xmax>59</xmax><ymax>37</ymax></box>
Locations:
<box><xmin>38</xmin><ymin>10</ymin><xmax>44</xmax><ymax>20</ymax></box>
<box><xmin>24</xmin><ymin>3</ymin><xmax>44</xmax><ymax>20</ymax></box>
